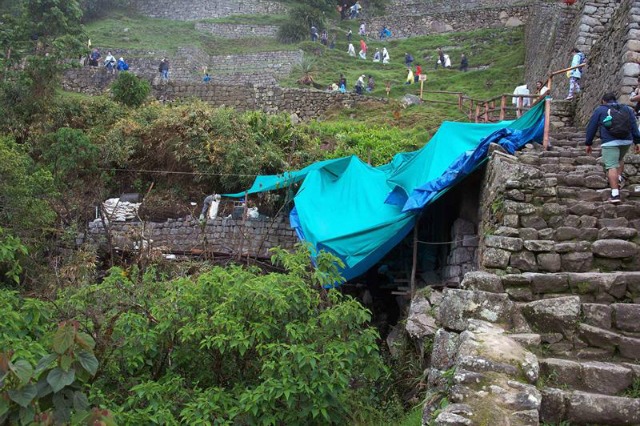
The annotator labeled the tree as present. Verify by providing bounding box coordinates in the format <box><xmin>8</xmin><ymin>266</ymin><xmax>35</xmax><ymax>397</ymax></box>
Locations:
<box><xmin>0</xmin><ymin>0</ymin><xmax>86</xmax><ymax>139</ymax></box>
<box><xmin>110</xmin><ymin>72</ymin><xmax>151</xmax><ymax>107</ymax></box>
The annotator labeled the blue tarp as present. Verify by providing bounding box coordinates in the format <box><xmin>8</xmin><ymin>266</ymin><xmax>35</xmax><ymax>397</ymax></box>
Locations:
<box><xmin>227</xmin><ymin>100</ymin><xmax>546</xmax><ymax>280</ymax></box>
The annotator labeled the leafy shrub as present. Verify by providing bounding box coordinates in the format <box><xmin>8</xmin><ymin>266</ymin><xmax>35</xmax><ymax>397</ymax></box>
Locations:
<box><xmin>110</xmin><ymin>73</ymin><xmax>150</xmax><ymax>107</ymax></box>
<box><xmin>53</xmin><ymin>248</ymin><xmax>388</xmax><ymax>424</ymax></box>
<box><xmin>278</xmin><ymin>5</ymin><xmax>326</xmax><ymax>44</ymax></box>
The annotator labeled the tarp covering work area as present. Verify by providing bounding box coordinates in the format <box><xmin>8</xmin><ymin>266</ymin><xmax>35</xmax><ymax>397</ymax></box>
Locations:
<box><xmin>227</xmin><ymin>100</ymin><xmax>546</xmax><ymax>281</ymax></box>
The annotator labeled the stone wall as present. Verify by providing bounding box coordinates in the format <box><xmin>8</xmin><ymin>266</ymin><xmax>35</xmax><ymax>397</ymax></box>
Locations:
<box><xmin>63</xmin><ymin>48</ymin><xmax>302</xmax><ymax>88</ymax></box>
<box><xmin>441</xmin><ymin>218</ymin><xmax>479</xmax><ymax>286</ymax></box>
<box><xmin>194</xmin><ymin>22</ymin><xmax>279</xmax><ymax>39</ymax></box>
<box><xmin>524</xmin><ymin>0</ymin><xmax>635</xmax><ymax>121</ymax></box>
<box><xmin>366</xmin><ymin>6</ymin><xmax>528</xmax><ymax>39</ymax></box>
<box><xmin>478</xmin><ymin>147</ymin><xmax>640</xmax><ymax>276</ymax></box>
<box><xmin>85</xmin><ymin>215</ymin><xmax>297</xmax><ymax>259</ymax></box>
<box><xmin>133</xmin><ymin>0</ymin><xmax>287</xmax><ymax>21</ymax></box>
<box><xmin>388</xmin><ymin>0</ymin><xmax>531</xmax><ymax>14</ymax></box>
<box><xmin>575</xmin><ymin>0</ymin><xmax>638</xmax><ymax>125</ymax></box>
<box><xmin>153</xmin><ymin>84</ymin><xmax>387</xmax><ymax>119</ymax></box>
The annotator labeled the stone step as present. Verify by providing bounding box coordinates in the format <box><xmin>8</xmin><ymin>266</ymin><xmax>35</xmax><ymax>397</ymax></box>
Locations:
<box><xmin>540</xmin><ymin>388</ymin><xmax>640</xmax><ymax>425</ymax></box>
<box><xmin>539</xmin><ymin>357</ymin><xmax>640</xmax><ymax>395</ymax></box>
<box><xmin>462</xmin><ymin>271</ymin><xmax>640</xmax><ymax>304</ymax></box>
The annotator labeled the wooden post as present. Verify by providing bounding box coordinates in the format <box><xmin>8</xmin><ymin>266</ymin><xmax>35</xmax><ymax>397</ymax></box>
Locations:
<box><xmin>543</xmin><ymin>97</ymin><xmax>551</xmax><ymax>150</ymax></box>
<box><xmin>410</xmin><ymin>220</ymin><xmax>419</xmax><ymax>298</ymax></box>
<box><xmin>499</xmin><ymin>95</ymin><xmax>506</xmax><ymax>121</ymax></box>
<box><xmin>458</xmin><ymin>93</ymin><xmax>463</xmax><ymax>111</ymax></box>
<box><xmin>484</xmin><ymin>103</ymin><xmax>489</xmax><ymax>122</ymax></box>
<box><xmin>475</xmin><ymin>104</ymin><xmax>480</xmax><ymax>123</ymax></box>
<box><xmin>420</xmin><ymin>79</ymin><xmax>424</xmax><ymax>100</ymax></box>
<box><xmin>517</xmin><ymin>96</ymin><xmax>523</xmax><ymax>118</ymax></box>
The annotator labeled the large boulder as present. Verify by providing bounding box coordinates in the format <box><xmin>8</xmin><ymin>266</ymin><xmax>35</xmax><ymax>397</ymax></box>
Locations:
<box><xmin>438</xmin><ymin>289</ymin><xmax>514</xmax><ymax>331</ymax></box>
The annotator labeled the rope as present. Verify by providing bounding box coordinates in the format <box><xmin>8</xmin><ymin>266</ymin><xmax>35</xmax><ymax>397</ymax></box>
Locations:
<box><xmin>98</xmin><ymin>168</ymin><xmax>259</xmax><ymax>177</ymax></box>
<box><xmin>416</xmin><ymin>235</ymin><xmax>478</xmax><ymax>245</ymax></box>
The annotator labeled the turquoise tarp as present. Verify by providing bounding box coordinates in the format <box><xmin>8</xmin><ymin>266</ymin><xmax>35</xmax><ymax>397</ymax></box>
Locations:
<box><xmin>226</xmin><ymin>100</ymin><xmax>546</xmax><ymax>280</ymax></box>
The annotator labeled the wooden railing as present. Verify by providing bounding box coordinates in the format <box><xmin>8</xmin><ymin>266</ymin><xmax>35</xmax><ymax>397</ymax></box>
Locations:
<box><xmin>421</xmin><ymin>63</ymin><xmax>586</xmax><ymax>150</ymax></box>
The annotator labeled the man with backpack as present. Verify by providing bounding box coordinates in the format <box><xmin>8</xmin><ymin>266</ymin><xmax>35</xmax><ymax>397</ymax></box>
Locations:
<box><xmin>585</xmin><ymin>92</ymin><xmax>640</xmax><ymax>203</ymax></box>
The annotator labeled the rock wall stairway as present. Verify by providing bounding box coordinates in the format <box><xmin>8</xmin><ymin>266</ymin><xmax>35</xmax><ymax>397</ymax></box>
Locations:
<box><xmin>418</xmin><ymin>127</ymin><xmax>640</xmax><ymax>425</ymax></box>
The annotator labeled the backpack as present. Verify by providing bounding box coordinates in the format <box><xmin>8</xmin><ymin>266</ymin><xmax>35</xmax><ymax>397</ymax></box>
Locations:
<box><xmin>603</xmin><ymin>105</ymin><xmax>631</xmax><ymax>138</ymax></box>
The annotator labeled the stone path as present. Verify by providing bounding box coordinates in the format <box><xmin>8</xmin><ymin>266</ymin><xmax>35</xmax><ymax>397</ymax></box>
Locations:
<box><xmin>414</xmin><ymin>114</ymin><xmax>640</xmax><ymax>425</ymax></box>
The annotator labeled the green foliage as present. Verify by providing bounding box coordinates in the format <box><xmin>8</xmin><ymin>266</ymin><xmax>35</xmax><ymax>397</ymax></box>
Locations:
<box><xmin>0</xmin><ymin>228</ymin><xmax>28</xmax><ymax>284</ymax></box>
<box><xmin>0</xmin><ymin>136</ymin><xmax>56</xmax><ymax>239</ymax></box>
<box><xmin>0</xmin><ymin>0</ymin><xmax>86</xmax><ymax>139</ymax></box>
<box><xmin>278</xmin><ymin>5</ymin><xmax>327</xmax><ymax>44</ymax></box>
<box><xmin>622</xmin><ymin>377</ymin><xmax>640</xmax><ymax>398</ymax></box>
<box><xmin>78</xmin><ymin>0</ymin><xmax>131</xmax><ymax>22</ymax></box>
<box><xmin>0</xmin><ymin>321</ymin><xmax>113</xmax><ymax>425</ymax></box>
<box><xmin>51</xmin><ymin>248</ymin><xmax>387</xmax><ymax>424</ymax></box>
<box><xmin>110</xmin><ymin>72</ymin><xmax>151</xmax><ymax>107</ymax></box>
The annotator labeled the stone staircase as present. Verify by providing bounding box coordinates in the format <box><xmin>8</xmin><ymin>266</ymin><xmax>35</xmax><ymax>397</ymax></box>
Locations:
<box><xmin>416</xmin><ymin>125</ymin><xmax>640</xmax><ymax>425</ymax></box>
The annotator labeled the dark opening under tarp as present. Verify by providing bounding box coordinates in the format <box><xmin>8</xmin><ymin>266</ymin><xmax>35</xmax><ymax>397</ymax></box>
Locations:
<box><xmin>227</xmin><ymin>100</ymin><xmax>546</xmax><ymax>280</ymax></box>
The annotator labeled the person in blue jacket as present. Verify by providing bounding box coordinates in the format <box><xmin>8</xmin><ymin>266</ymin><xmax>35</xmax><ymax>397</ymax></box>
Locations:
<box><xmin>584</xmin><ymin>92</ymin><xmax>640</xmax><ymax>203</ymax></box>
<box><xmin>116</xmin><ymin>57</ymin><xmax>129</xmax><ymax>71</ymax></box>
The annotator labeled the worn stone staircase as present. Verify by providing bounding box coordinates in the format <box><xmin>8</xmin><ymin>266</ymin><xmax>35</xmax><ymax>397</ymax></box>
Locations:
<box><xmin>415</xmin><ymin>126</ymin><xmax>640</xmax><ymax>425</ymax></box>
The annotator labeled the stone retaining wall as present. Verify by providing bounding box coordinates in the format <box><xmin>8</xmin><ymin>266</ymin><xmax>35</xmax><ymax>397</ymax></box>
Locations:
<box><xmin>478</xmin><ymin>149</ymin><xmax>640</xmax><ymax>276</ymax></box>
<box><xmin>194</xmin><ymin>22</ymin><xmax>279</xmax><ymax>39</ymax></box>
<box><xmin>388</xmin><ymin>0</ymin><xmax>531</xmax><ymax>14</ymax></box>
<box><xmin>133</xmin><ymin>0</ymin><xmax>286</xmax><ymax>21</ymax></box>
<box><xmin>63</xmin><ymin>48</ymin><xmax>302</xmax><ymax>88</ymax></box>
<box><xmin>85</xmin><ymin>215</ymin><xmax>297</xmax><ymax>258</ymax></box>
<box><xmin>365</xmin><ymin>6</ymin><xmax>528</xmax><ymax>39</ymax></box>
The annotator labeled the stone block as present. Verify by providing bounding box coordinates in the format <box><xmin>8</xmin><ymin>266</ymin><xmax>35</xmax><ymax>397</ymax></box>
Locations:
<box><xmin>522</xmin><ymin>296</ymin><xmax>581</xmax><ymax>334</ymax></box>
<box><xmin>438</xmin><ymin>289</ymin><xmax>513</xmax><ymax>332</ymax></box>
<box><xmin>598</xmin><ymin>217</ymin><xmax>629</xmax><ymax>228</ymax></box>
<box><xmin>524</xmin><ymin>240</ymin><xmax>554</xmax><ymax>252</ymax></box>
<box><xmin>581</xmin><ymin>361</ymin><xmax>634</xmax><ymax>395</ymax></box>
<box><xmin>592</xmin><ymin>239</ymin><xmax>639</xmax><ymax>258</ymax></box>
<box><xmin>405</xmin><ymin>294</ymin><xmax>437</xmax><ymax>339</ymax></box>
<box><xmin>597</xmin><ymin>227</ymin><xmax>638</xmax><ymax>240</ymax></box>
<box><xmin>539</xmin><ymin>358</ymin><xmax>581</xmax><ymax>388</ymax></box>
<box><xmin>537</xmin><ymin>253</ymin><xmax>562</xmax><ymax>272</ymax></box>
<box><xmin>582</xmin><ymin>304</ymin><xmax>612</xmax><ymax>329</ymax></box>
<box><xmin>483</xmin><ymin>248</ymin><xmax>511</xmax><ymax>268</ymax></box>
<box><xmin>555</xmin><ymin>227</ymin><xmax>579</xmax><ymax>241</ymax></box>
<box><xmin>510</xmin><ymin>251</ymin><xmax>537</xmax><ymax>271</ymax></box>
<box><xmin>530</xmin><ymin>273</ymin><xmax>569</xmax><ymax>293</ymax></box>
<box><xmin>568</xmin><ymin>203</ymin><xmax>597</xmax><ymax>216</ymax></box>
<box><xmin>578</xmin><ymin>323</ymin><xmax>620</xmax><ymax>349</ymax></box>
<box><xmin>561</xmin><ymin>252</ymin><xmax>593</xmax><ymax>272</ymax></box>
<box><xmin>539</xmin><ymin>388</ymin><xmax>566</xmax><ymax>424</ymax></box>
<box><xmin>519</xmin><ymin>228</ymin><xmax>538</xmax><ymax>240</ymax></box>
<box><xmin>520</xmin><ymin>215</ymin><xmax>548</xmax><ymax>230</ymax></box>
<box><xmin>566</xmin><ymin>391</ymin><xmax>640</xmax><ymax>425</ymax></box>
<box><xmin>613</xmin><ymin>304</ymin><xmax>640</xmax><ymax>333</ymax></box>
<box><xmin>505</xmin><ymin>287</ymin><xmax>533</xmax><ymax>302</ymax></box>
<box><xmin>458</xmin><ymin>270</ymin><xmax>496</xmax><ymax>291</ymax></box>
<box><xmin>538</xmin><ymin>228</ymin><xmax>555</xmax><ymax>239</ymax></box>
<box><xmin>495</xmin><ymin>226</ymin><xmax>520</xmax><ymax>237</ymax></box>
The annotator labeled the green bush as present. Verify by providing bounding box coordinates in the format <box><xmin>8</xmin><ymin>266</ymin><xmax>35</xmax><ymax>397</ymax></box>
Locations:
<box><xmin>110</xmin><ymin>73</ymin><xmax>150</xmax><ymax>107</ymax></box>
<box><xmin>278</xmin><ymin>5</ymin><xmax>327</xmax><ymax>44</ymax></box>
<box><xmin>50</xmin><ymin>248</ymin><xmax>389</xmax><ymax>424</ymax></box>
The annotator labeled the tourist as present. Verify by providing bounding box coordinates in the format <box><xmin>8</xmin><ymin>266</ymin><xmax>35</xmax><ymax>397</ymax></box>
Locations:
<box><xmin>203</xmin><ymin>73</ymin><xmax>211</xmax><ymax>83</ymax></box>
<box><xmin>104</xmin><ymin>51</ymin><xmax>116</xmax><ymax>74</ymax></box>
<box><xmin>321</xmin><ymin>30</ymin><xmax>328</xmax><ymax>46</ymax></box>
<box><xmin>350</xmin><ymin>1</ymin><xmax>362</xmax><ymax>19</ymax></box>
<box><xmin>359</xmin><ymin>22</ymin><xmax>366</xmax><ymax>36</ymax></box>
<box><xmin>535</xmin><ymin>80</ymin><xmax>549</xmax><ymax>97</ymax></box>
<box><xmin>347</xmin><ymin>29</ymin><xmax>353</xmax><ymax>42</ymax></box>
<box><xmin>359</xmin><ymin>39</ymin><xmax>367</xmax><ymax>60</ymax></box>
<box><xmin>159</xmin><ymin>58</ymin><xmax>169</xmax><ymax>81</ymax></box>
<box><xmin>367</xmin><ymin>75</ymin><xmax>375</xmax><ymax>92</ymax></box>
<box><xmin>379</xmin><ymin>26</ymin><xmax>391</xmax><ymax>40</ymax></box>
<box><xmin>89</xmin><ymin>48</ymin><xmax>101</xmax><ymax>67</ymax></box>
<box><xmin>373</xmin><ymin>48</ymin><xmax>381</xmax><ymax>63</ymax></box>
<box><xmin>629</xmin><ymin>76</ymin><xmax>640</xmax><ymax>116</ymax></box>
<box><xmin>405</xmin><ymin>68</ymin><xmax>414</xmax><ymax>85</ymax></box>
<box><xmin>310</xmin><ymin>25</ymin><xmax>319</xmax><ymax>42</ymax></box>
<box><xmin>460</xmin><ymin>53</ymin><xmax>468</xmax><ymax>72</ymax></box>
<box><xmin>116</xmin><ymin>57</ymin><xmax>129</xmax><ymax>71</ymax></box>
<box><xmin>404</xmin><ymin>52</ymin><xmax>414</xmax><ymax>68</ymax></box>
<box><xmin>340</xmin><ymin>2</ymin><xmax>348</xmax><ymax>20</ymax></box>
<box><xmin>443</xmin><ymin>54</ymin><xmax>451</xmax><ymax>68</ymax></box>
<box><xmin>339</xmin><ymin>74</ymin><xmax>347</xmax><ymax>90</ymax></box>
<box><xmin>512</xmin><ymin>83</ymin><xmax>530</xmax><ymax>117</ymax></box>
<box><xmin>382</xmin><ymin>47</ymin><xmax>390</xmax><ymax>64</ymax></box>
<box><xmin>348</xmin><ymin>43</ymin><xmax>356</xmax><ymax>57</ymax></box>
<box><xmin>414</xmin><ymin>64</ymin><xmax>422</xmax><ymax>83</ymax></box>
<box><xmin>436</xmin><ymin>48</ymin><xmax>445</xmax><ymax>69</ymax></box>
<box><xmin>566</xmin><ymin>47</ymin><xmax>584</xmax><ymax>100</ymax></box>
<box><xmin>355</xmin><ymin>74</ymin><xmax>365</xmax><ymax>94</ymax></box>
<box><xmin>584</xmin><ymin>92</ymin><xmax>640</xmax><ymax>203</ymax></box>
